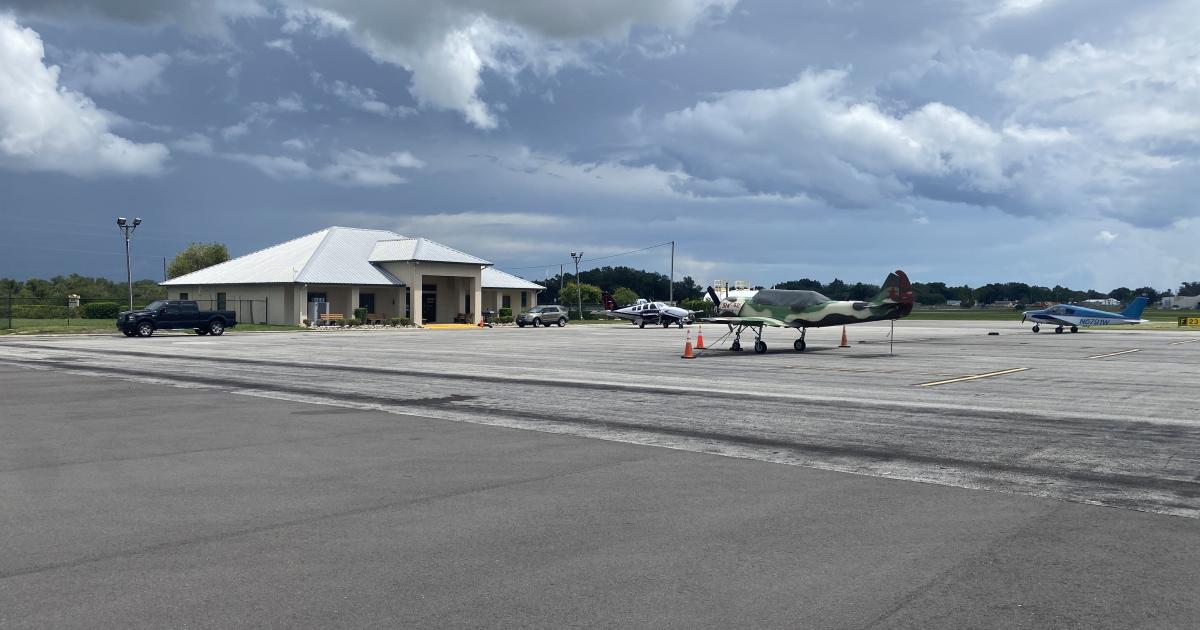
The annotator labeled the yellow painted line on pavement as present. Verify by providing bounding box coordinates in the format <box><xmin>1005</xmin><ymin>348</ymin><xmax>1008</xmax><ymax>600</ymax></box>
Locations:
<box><xmin>1168</xmin><ymin>339</ymin><xmax>1200</xmax><ymax>346</ymax></box>
<box><xmin>1086</xmin><ymin>348</ymin><xmax>1141</xmax><ymax>359</ymax></box>
<box><xmin>916</xmin><ymin>367</ymin><xmax>1030</xmax><ymax>387</ymax></box>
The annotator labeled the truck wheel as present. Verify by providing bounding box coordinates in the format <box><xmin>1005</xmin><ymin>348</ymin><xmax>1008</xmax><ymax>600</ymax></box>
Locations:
<box><xmin>194</xmin><ymin>328</ymin><xmax>209</xmax><ymax>336</ymax></box>
<box><xmin>533</xmin><ymin>318</ymin><xmax>542</xmax><ymax>328</ymax></box>
<box><xmin>137</xmin><ymin>321</ymin><xmax>154</xmax><ymax>337</ymax></box>
<box><xmin>208</xmin><ymin>320</ymin><xmax>225</xmax><ymax>336</ymax></box>
<box><xmin>517</xmin><ymin>321</ymin><xmax>525</xmax><ymax>328</ymax></box>
<box><xmin>557</xmin><ymin>318</ymin><xmax>566</xmax><ymax>327</ymax></box>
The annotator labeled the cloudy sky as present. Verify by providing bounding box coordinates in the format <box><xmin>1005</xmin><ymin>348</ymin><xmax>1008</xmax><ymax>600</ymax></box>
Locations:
<box><xmin>1</xmin><ymin>0</ymin><xmax>1197</xmax><ymax>291</ymax></box>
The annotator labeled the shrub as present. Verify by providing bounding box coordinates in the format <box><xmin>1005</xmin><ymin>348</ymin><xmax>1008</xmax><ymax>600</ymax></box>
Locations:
<box><xmin>498</xmin><ymin>307</ymin><xmax>512</xmax><ymax>318</ymax></box>
<box><xmin>388</xmin><ymin>317</ymin><xmax>401</xmax><ymax>326</ymax></box>
<box><xmin>496</xmin><ymin>315</ymin><xmax>514</xmax><ymax>324</ymax></box>
<box><xmin>12</xmin><ymin>305</ymin><xmax>69</xmax><ymax>319</ymax></box>
<box><xmin>302</xmin><ymin>318</ymin><xmax>310</xmax><ymax>327</ymax></box>
<box><xmin>353</xmin><ymin>307</ymin><xmax>368</xmax><ymax>322</ymax></box>
<box><xmin>79</xmin><ymin>302</ymin><xmax>121</xmax><ymax>319</ymax></box>
<box><xmin>348</xmin><ymin>318</ymin><xmax>362</xmax><ymax>327</ymax></box>
<box><xmin>399</xmin><ymin>317</ymin><xmax>413</xmax><ymax>327</ymax></box>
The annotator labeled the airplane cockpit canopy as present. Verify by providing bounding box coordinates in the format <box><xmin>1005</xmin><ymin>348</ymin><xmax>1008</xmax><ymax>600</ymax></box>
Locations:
<box><xmin>751</xmin><ymin>289</ymin><xmax>831</xmax><ymax>309</ymax></box>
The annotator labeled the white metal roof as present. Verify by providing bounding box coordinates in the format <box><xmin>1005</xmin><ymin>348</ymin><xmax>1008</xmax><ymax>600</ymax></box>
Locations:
<box><xmin>482</xmin><ymin>267</ymin><xmax>545</xmax><ymax>290</ymax></box>
<box><xmin>162</xmin><ymin>226</ymin><xmax>530</xmax><ymax>289</ymax></box>
<box><xmin>369</xmin><ymin>238</ymin><xmax>491</xmax><ymax>265</ymax></box>
<box><xmin>163</xmin><ymin>227</ymin><xmax>408</xmax><ymax>286</ymax></box>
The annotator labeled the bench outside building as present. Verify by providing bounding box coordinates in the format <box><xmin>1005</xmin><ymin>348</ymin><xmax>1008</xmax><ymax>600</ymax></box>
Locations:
<box><xmin>162</xmin><ymin>227</ymin><xmax>544</xmax><ymax>326</ymax></box>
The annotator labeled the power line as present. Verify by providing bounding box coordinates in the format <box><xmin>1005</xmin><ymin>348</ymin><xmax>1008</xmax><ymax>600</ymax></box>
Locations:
<box><xmin>497</xmin><ymin>241</ymin><xmax>674</xmax><ymax>271</ymax></box>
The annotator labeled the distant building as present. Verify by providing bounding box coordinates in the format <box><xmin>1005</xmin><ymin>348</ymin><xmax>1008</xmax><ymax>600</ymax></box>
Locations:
<box><xmin>1161</xmin><ymin>295</ymin><xmax>1200</xmax><ymax>309</ymax></box>
<box><xmin>945</xmin><ymin>299</ymin><xmax>962</xmax><ymax>307</ymax></box>
<box><xmin>161</xmin><ymin>226</ymin><xmax>543</xmax><ymax>325</ymax></box>
<box><xmin>1084</xmin><ymin>298</ymin><xmax>1120</xmax><ymax>307</ymax></box>
<box><xmin>988</xmin><ymin>300</ymin><xmax>1019</xmax><ymax>309</ymax></box>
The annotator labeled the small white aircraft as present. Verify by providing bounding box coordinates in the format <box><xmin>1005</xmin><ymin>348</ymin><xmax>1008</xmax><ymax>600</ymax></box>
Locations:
<box><xmin>601</xmin><ymin>294</ymin><xmax>695</xmax><ymax>328</ymax></box>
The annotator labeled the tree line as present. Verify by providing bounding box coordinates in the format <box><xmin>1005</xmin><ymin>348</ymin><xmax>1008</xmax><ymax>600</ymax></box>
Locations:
<box><xmin>531</xmin><ymin>266</ymin><xmax>1197</xmax><ymax>308</ymax></box>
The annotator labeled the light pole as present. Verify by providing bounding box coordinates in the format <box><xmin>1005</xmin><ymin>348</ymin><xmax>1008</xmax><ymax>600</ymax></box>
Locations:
<box><xmin>570</xmin><ymin>251</ymin><xmax>583</xmax><ymax>320</ymax></box>
<box><xmin>116</xmin><ymin>217</ymin><xmax>141</xmax><ymax>310</ymax></box>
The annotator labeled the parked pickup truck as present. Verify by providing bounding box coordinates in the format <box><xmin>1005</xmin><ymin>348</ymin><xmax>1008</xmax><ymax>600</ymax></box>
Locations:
<box><xmin>117</xmin><ymin>300</ymin><xmax>237</xmax><ymax>337</ymax></box>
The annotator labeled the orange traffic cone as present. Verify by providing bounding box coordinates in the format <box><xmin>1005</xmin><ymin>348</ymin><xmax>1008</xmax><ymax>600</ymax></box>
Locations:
<box><xmin>695</xmin><ymin>325</ymin><xmax>706</xmax><ymax>349</ymax></box>
<box><xmin>681</xmin><ymin>330</ymin><xmax>695</xmax><ymax>359</ymax></box>
<box><xmin>478</xmin><ymin>318</ymin><xmax>485</xmax><ymax>327</ymax></box>
<box><xmin>839</xmin><ymin>325</ymin><xmax>850</xmax><ymax>348</ymax></box>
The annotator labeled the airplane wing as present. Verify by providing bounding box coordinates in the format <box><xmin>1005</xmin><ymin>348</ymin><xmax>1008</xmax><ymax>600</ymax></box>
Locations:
<box><xmin>705</xmin><ymin>316</ymin><xmax>787</xmax><ymax>327</ymax></box>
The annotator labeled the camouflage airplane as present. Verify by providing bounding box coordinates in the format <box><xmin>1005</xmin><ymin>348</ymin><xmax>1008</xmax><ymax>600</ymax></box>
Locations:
<box><xmin>704</xmin><ymin>270</ymin><xmax>914</xmax><ymax>353</ymax></box>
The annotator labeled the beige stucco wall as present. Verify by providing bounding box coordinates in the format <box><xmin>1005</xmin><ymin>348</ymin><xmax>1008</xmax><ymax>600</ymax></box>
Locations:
<box><xmin>166</xmin><ymin>284</ymin><xmax>290</xmax><ymax>324</ymax></box>
<box><xmin>376</xmin><ymin>261</ymin><xmax>483</xmax><ymax>325</ymax></box>
<box><xmin>166</xmin><ymin>276</ymin><xmax>535</xmax><ymax>326</ymax></box>
<box><xmin>482</xmin><ymin>289</ymin><xmax>539</xmax><ymax>314</ymax></box>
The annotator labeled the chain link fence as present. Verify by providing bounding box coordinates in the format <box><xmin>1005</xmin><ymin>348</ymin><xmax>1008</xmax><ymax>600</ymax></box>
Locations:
<box><xmin>1</xmin><ymin>294</ymin><xmax>269</xmax><ymax>329</ymax></box>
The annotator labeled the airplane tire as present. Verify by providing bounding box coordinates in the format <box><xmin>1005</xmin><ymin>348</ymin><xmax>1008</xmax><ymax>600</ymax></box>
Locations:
<box><xmin>662</xmin><ymin>321</ymin><xmax>670</xmax><ymax>328</ymax></box>
<box><xmin>731</xmin><ymin>341</ymin><xmax>742</xmax><ymax>351</ymax></box>
<box><xmin>1070</xmin><ymin>325</ymin><xmax>1078</xmax><ymax>333</ymax></box>
<box><xmin>754</xmin><ymin>340</ymin><xmax>767</xmax><ymax>354</ymax></box>
<box><xmin>1055</xmin><ymin>326</ymin><xmax>1063</xmax><ymax>334</ymax></box>
<box><xmin>1032</xmin><ymin>325</ymin><xmax>1040</xmax><ymax>333</ymax></box>
<box><xmin>639</xmin><ymin>321</ymin><xmax>645</xmax><ymax>329</ymax></box>
<box><xmin>794</xmin><ymin>339</ymin><xmax>806</xmax><ymax>352</ymax></box>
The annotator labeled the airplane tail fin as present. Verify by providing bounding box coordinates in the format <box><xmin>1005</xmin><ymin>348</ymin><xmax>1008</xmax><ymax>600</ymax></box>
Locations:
<box><xmin>870</xmin><ymin>270</ymin><xmax>914</xmax><ymax>306</ymax></box>
<box><xmin>1121</xmin><ymin>296</ymin><xmax>1149</xmax><ymax>319</ymax></box>
<box><xmin>602</xmin><ymin>292</ymin><xmax>616</xmax><ymax>311</ymax></box>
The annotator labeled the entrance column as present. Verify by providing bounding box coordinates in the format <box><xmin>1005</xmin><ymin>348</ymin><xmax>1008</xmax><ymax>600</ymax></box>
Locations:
<box><xmin>410</xmin><ymin>271</ymin><xmax>423</xmax><ymax>326</ymax></box>
<box><xmin>472</xmin><ymin>275</ymin><xmax>482</xmax><ymax>325</ymax></box>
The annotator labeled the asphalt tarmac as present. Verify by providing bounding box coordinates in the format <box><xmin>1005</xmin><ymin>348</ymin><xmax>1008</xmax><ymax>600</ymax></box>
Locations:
<box><xmin>1</xmin><ymin>321</ymin><xmax>1198</xmax><ymax>627</ymax></box>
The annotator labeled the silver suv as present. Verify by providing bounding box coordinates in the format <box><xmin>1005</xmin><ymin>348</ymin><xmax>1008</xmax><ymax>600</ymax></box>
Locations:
<box><xmin>517</xmin><ymin>305</ymin><xmax>569</xmax><ymax>328</ymax></box>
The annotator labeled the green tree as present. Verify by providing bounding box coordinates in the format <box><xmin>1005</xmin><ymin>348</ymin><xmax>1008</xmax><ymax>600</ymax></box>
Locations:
<box><xmin>560</xmin><ymin>282</ymin><xmax>603</xmax><ymax>317</ymax></box>
<box><xmin>1177</xmin><ymin>282</ymin><xmax>1200</xmax><ymax>297</ymax></box>
<box><xmin>168</xmin><ymin>242</ymin><xmax>230</xmax><ymax>279</ymax></box>
<box><xmin>612</xmin><ymin>287</ymin><xmax>639</xmax><ymax>306</ymax></box>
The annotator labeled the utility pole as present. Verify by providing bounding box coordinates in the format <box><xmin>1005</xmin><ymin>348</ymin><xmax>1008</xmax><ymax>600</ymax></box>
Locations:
<box><xmin>116</xmin><ymin>217</ymin><xmax>142</xmax><ymax>310</ymax></box>
<box><xmin>559</xmin><ymin>264</ymin><xmax>564</xmax><ymax>304</ymax></box>
<box><xmin>570</xmin><ymin>251</ymin><xmax>583</xmax><ymax>320</ymax></box>
<box><xmin>669</xmin><ymin>240</ymin><xmax>675</xmax><ymax>304</ymax></box>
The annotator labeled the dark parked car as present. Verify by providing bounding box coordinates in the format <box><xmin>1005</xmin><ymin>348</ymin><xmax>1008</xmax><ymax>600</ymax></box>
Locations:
<box><xmin>516</xmin><ymin>305</ymin><xmax>569</xmax><ymax>328</ymax></box>
<box><xmin>117</xmin><ymin>300</ymin><xmax>238</xmax><ymax>337</ymax></box>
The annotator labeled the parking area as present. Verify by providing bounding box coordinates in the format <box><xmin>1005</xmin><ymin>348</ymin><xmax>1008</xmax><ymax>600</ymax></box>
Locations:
<box><xmin>1</xmin><ymin>321</ymin><xmax>1198</xmax><ymax>627</ymax></box>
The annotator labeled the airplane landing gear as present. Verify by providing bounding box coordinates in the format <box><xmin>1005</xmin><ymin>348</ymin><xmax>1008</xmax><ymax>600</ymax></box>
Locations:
<box><xmin>1032</xmin><ymin>325</ymin><xmax>1040</xmax><ymax>333</ymax></box>
<box><xmin>731</xmin><ymin>339</ymin><xmax>742</xmax><ymax>351</ymax></box>
<box><xmin>1070</xmin><ymin>325</ymin><xmax>1078</xmax><ymax>333</ymax></box>
<box><xmin>793</xmin><ymin>328</ymin><xmax>807</xmax><ymax>352</ymax></box>
<box><xmin>754</xmin><ymin>340</ymin><xmax>767</xmax><ymax>353</ymax></box>
<box><xmin>1055</xmin><ymin>326</ymin><xmax>1064</xmax><ymax>334</ymax></box>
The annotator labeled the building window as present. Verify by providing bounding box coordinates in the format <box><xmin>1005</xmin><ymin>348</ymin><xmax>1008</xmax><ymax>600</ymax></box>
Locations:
<box><xmin>216</xmin><ymin>292</ymin><xmax>226</xmax><ymax>310</ymax></box>
<box><xmin>502</xmin><ymin>295</ymin><xmax>511</xmax><ymax>309</ymax></box>
<box><xmin>179</xmin><ymin>292</ymin><xmax>189</xmax><ymax>300</ymax></box>
<box><xmin>521</xmin><ymin>292</ymin><xmax>528</xmax><ymax>308</ymax></box>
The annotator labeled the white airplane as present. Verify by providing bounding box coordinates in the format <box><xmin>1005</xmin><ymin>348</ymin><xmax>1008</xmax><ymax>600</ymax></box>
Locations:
<box><xmin>601</xmin><ymin>294</ymin><xmax>695</xmax><ymax>328</ymax></box>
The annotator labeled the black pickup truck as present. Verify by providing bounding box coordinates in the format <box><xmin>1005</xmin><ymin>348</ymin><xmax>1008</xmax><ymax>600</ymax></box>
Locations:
<box><xmin>117</xmin><ymin>300</ymin><xmax>238</xmax><ymax>337</ymax></box>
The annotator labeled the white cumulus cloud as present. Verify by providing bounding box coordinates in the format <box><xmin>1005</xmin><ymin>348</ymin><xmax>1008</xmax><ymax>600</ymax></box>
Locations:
<box><xmin>0</xmin><ymin>16</ymin><xmax>168</xmax><ymax>177</ymax></box>
<box><xmin>62</xmin><ymin>50</ymin><xmax>171</xmax><ymax>97</ymax></box>
<box><xmin>281</xmin><ymin>0</ymin><xmax>736</xmax><ymax>128</ymax></box>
